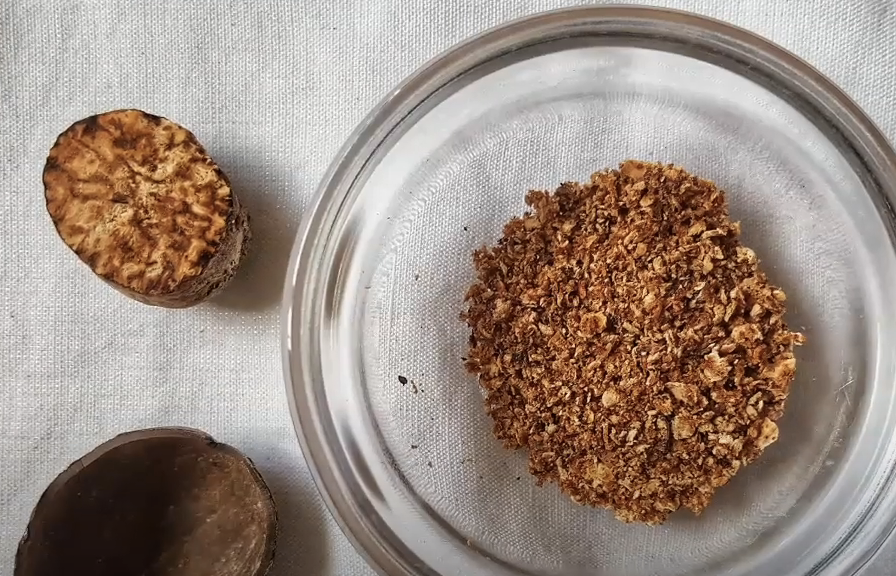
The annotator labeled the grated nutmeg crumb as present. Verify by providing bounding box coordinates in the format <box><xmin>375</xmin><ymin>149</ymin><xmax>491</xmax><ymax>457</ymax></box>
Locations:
<box><xmin>461</xmin><ymin>160</ymin><xmax>804</xmax><ymax>525</ymax></box>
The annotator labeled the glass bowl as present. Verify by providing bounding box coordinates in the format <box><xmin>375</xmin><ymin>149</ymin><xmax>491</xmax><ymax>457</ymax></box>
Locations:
<box><xmin>282</xmin><ymin>6</ymin><xmax>896</xmax><ymax>576</ymax></box>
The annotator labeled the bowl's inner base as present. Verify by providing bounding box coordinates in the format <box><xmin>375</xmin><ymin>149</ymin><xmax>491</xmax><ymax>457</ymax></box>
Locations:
<box><xmin>337</xmin><ymin>45</ymin><xmax>889</xmax><ymax>576</ymax></box>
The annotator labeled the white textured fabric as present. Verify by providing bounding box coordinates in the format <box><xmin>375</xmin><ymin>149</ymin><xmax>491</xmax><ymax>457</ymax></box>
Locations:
<box><xmin>0</xmin><ymin>1</ymin><xmax>894</xmax><ymax>575</ymax></box>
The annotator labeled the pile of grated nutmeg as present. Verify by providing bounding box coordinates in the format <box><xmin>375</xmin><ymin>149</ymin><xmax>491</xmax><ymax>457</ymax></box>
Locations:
<box><xmin>461</xmin><ymin>160</ymin><xmax>805</xmax><ymax>525</ymax></box>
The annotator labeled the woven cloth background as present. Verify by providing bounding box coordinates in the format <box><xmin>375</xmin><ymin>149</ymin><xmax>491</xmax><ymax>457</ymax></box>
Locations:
<box><xmin>1</xmin><ymin>1</ymin><xmax>894</xmax><ymax>575</ymax></box>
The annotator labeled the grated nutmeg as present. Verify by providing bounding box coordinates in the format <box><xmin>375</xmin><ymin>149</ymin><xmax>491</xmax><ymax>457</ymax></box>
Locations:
<box><xmin>461</xmin><ymin>160</ymin><xmax>805</xmax><ymax>525</ymax></box>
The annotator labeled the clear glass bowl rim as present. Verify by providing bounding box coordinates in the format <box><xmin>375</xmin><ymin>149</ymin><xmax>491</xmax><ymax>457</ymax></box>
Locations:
<box><xmin>281</xmin><ymin>5</ymin><xmax>896</xmax><ymax>576</ymax></box>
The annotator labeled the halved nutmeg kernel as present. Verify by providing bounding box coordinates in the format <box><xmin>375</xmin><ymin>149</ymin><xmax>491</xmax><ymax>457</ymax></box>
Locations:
<box><xmin>43</xmin><ymin>109</ymin><xmax>250</xmax><ymax>308</ymax></box>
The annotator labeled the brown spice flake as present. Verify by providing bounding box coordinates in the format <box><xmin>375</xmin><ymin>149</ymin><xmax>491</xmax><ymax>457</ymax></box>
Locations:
<box><xmin>461</xmin><ymin>160</ymin><xmax>804</xmax><ymax>525</ymax></box>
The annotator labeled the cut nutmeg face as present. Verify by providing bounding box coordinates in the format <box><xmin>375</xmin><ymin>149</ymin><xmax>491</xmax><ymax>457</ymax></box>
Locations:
<box><xmin>43</xmin><ymin>109</ymin><xmax>250</xmax><ymax>308</ymax></box>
